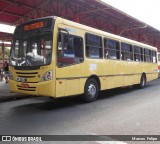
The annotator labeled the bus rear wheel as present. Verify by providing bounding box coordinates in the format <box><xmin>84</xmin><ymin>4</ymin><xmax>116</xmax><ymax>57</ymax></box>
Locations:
<box><xmin>83</xmin><ymin>78</ymin><xmax>99</xmax><ymax>103</ymax></box>
<box><xmin>139</xmin><ymin>74</ymin><xmax>146</xmax><ymax>88</ymax></box>
<box><xmin>133</xmin><ymin>74</ymin><xmax>146</xmax><ymax>89</ymax></box>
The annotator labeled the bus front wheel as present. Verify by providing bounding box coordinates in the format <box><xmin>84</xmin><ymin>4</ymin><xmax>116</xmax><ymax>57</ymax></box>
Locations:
<box><xmin>83</xmin><ymin>78</ymin><xmax>99</xmax><ymax>103</ymax></box>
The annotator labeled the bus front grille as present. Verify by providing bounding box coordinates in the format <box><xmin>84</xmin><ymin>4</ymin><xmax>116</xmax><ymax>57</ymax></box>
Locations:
<box><xmin>16</xmin><ymin>72</ymin><xmax>38</xmax><ymax>78</ymax></box>
<box><xmin>16</xmin><ymin>71</ymin><xmax>39</xmax><ymax>83</ymax></box>
<box><xmin>16</xmin><ymin>72</ymin><xmax>38</xmax><ymax>74</ymax></box>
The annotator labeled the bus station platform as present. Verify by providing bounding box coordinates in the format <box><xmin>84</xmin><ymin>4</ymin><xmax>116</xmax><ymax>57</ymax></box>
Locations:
<box><xmin>0</xmin><ymin>80</ymin><xmax>26</xmax><ymax>102</ymax></box>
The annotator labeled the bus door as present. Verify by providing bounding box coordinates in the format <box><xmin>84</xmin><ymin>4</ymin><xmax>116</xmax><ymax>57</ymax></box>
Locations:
<box><xmin>56</xmin><ymin>28</ymin><xmax>84</xmax><ymax>97</ymax></box>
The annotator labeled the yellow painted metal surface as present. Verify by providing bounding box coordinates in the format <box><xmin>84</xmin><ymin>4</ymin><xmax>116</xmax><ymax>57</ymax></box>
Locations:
<box><xmin>9</xmin><ymin>17</ymin><xmax>158</xmax><ymax>98</ymax></box>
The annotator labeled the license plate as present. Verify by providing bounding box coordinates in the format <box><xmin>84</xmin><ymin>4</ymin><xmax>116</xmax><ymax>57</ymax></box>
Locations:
<box><xmin>21</xmin><ymin>83</ymin><xmax>29</xmax><ymax>88</ymax></box>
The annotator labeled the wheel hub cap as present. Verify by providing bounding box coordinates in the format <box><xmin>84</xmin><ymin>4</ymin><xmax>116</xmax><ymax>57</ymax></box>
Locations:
<box><xmin>88</xmin><ymin>84</ymin><xmax>96</xmax><ymax>97</ymax></box>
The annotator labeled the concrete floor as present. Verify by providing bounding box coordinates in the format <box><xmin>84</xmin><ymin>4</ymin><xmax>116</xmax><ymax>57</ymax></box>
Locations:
<box><xmin>0</xmin><ymin>78</ymin><xmax>160</xmax><ymax>144</ymax></box>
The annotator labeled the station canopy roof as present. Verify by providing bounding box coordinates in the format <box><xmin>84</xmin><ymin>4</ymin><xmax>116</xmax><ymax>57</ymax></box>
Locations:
<box><xmin>1</xmin><ymin>0</ymin><xmax>160</xmax><ymax>50</ymax></box>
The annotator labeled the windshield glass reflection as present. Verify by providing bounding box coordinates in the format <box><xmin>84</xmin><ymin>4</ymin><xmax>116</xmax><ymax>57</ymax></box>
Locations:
<box><xmin>10</xmin><ymin>32</ymin><xmax>52</xmax><ymax>67</ymax></box>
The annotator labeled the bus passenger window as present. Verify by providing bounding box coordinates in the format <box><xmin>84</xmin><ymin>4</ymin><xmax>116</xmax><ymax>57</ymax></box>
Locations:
<box><xmin>85</xmin><ymin>33</ymin><xmax>102</xmax><ymax>59</ymax></box>
<box><xmin>152</xmin><ymin>51</ymin><xmax>157</xmax><ymax>63</ymax></box>
<box><xmin>57</xmin><ymin>32</ymin><xmax>84</xmax><ymax>67</ymax></box>
<box><xmin>144</xmin><ymin>49</ymin><xmax>151</xmax><ymax>62</ymax></box>
<box><xmin>57</xmin><ymin>42</ymin><xmax>63</xmax><ymax>57</ymax></box>
<box><xmin>121</xmin><ymin>43</ymin><xmax>133</xmax><ymax>61</ymax></box>
<box><xmin>104</xmin><ymin>38</ymin><xmax>120</xmax><ymax>60</ymax></box>
<box><xmin>134</xmin><ymin>46</ymin><xmax>143</xmax><ymax>62</ymax></box>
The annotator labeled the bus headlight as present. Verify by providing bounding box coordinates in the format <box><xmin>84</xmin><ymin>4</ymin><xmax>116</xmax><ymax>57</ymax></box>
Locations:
<box><xmin>41</xmin><ymin>71</ymin><xmax>53</xmax><ymax>81</ymax></box>
<box><xmin>9</xmin><ymin>72</ymin><xmax>14</xmax><ymax>80</ymax></box>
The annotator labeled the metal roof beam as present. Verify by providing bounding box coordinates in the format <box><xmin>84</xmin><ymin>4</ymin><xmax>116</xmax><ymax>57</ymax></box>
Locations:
<box><xmin>2</xmin><ymin>0</ymin><xmax>36</xmax><ymax>10</ymax></box>
<box><xmin>14</xmin><ymin>0</ymin><xmax>54</xmax><ymax>24</ymax></box>
<box><xmin>0</xmin><ymin>0</ymin><xmax>18</xmax><ymax>16</ymax></box>
<box><xmin>0</xmin><ymin>10</ymin><xmax>23</xmax><ymax>17</ymax></box>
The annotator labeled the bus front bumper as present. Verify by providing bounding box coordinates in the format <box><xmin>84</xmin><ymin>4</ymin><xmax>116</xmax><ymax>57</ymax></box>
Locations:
<box><xmin>9</xmin><ymin>80</ymin><xmax>55</xmax><ymax>97</ymax></box>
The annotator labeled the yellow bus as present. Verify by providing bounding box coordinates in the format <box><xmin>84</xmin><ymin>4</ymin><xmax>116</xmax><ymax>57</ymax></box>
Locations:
<box><xmin>9</xmin><ymin>16</ymin><xmax>158</xmax><ymax>102</ymax></box>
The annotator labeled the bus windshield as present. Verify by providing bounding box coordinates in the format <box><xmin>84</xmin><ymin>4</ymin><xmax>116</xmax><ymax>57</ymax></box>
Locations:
<box><xmin>10</xmin><ymin>32</ymin><xmax>52</xmax><ymax>67</ymax></box>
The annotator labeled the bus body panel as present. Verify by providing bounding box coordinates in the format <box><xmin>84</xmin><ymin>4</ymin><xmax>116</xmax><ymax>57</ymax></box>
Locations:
<box><xmin>55</xmin><ymin>64</ymin><xmax>85</xmax><ymax>97</ymax></box>
<box><xmin>9</xmin><ymin>16</ymin><xmax>158</xmax><ymax>100</ymax></box>
<box><xmin>55</xmin><ymin>22</ymin><xmax>85</xmax><ymax>97</ymax></box>
<box><xmin>9</xmin><ymin>65</ymin><xmax>55</xmax><ymax>97</ymax></box>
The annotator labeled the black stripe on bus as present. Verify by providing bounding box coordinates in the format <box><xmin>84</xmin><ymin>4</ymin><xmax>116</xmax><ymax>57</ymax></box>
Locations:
<box><xmin>16</xmin><ymin>72</ymin><xmax>38</xmax><ymax>74</ymax></box>
<box><xmin>18</xmin><ymin>88</ymin><xmax>35</xmax><ymax>91</ymax></box>
<box><xmin>56</xmin><ymin>72</ymin><xmax>156</xmax><ymax>80</ymax></box>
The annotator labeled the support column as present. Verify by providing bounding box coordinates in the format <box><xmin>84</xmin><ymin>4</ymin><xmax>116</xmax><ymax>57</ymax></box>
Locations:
<box><xmin>2</xmin><ymin>43</ymin><xmax>4</xmax><ymax>67</ymax></box>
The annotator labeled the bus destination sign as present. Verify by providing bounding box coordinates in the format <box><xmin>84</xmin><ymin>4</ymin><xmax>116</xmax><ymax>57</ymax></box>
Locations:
<box><xmin>15</xmin><ymin>18</ymin><xmax>53</xmax><ymax>34</ymax></box>
<box><xmin>24</xmin><ymin>21</ymin><xmax>44</xmax><ymax>31</ymax></box>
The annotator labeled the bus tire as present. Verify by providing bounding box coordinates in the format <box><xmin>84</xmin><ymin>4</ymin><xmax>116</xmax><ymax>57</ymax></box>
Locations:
<box><xmin>83</xmin><ymin>78</ymin><xmax>99</xmax><ymax>103</ymax></box>
<box><xmin>139</xmin><ymin>74</ymin><xmax>146</xmax><ymax>88</ymax></box>
<box><xmin>134</xmin><ymin>74</ymin><xmax>146</xmax><ymax>89</ymax></box>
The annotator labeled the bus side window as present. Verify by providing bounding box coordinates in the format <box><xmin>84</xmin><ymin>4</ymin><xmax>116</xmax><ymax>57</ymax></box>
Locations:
<box><xmin>104</xmin><ymin>38</ymin><xmax>120</xmax><ymax>60</ymax></box>
<box><xmin>57</xmin><ymin>32</ymin><xmax>84</xmax><ymax>67</ymax></box>
<box><xmin>134</xmin><ymin>46</ymin><xmax>142</xmax><ymax>62</ymax></box>
<box><xmin>152</xmin><ymin>51</ymin><xmax>157</xmax><ymax>63</ymax></box>
<box><xmin>121</xmin><ymin>42</ymin><xmax>133</xmax><ymax>61</ymax></box>
<box><xmin>57</xmin><ymin>32</ymin><xmax>63</xmax><ymax>57</ymax></box>
<box><xmin>85</xmin><ymin>33</ymin><xmax>102</xmax><ymax>59</ymax></box>
<box><xmin>144</xmin><ymin>49</ymin><xmax>151</xmax><ymax>62</ymax></box>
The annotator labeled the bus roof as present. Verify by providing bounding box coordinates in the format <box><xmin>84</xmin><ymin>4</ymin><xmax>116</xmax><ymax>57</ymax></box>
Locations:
<box><xmin>56</xmin><ymin>17</ymin><xmax>157</xmax><ymax>51</ymax></box>
<box><xmin>14</xmin><ymin>16</ymin><xmax>157</xmax><ymax>51</ymax></box>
